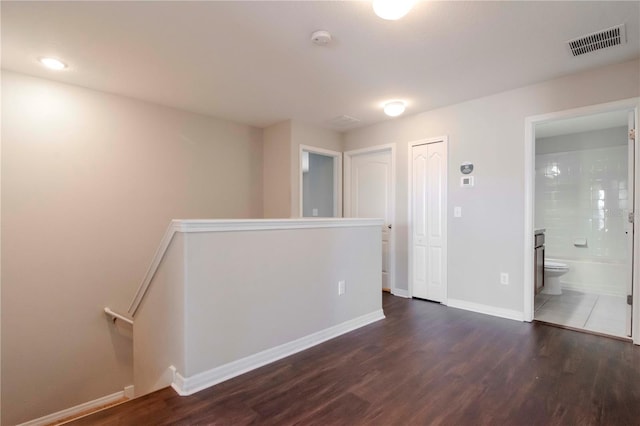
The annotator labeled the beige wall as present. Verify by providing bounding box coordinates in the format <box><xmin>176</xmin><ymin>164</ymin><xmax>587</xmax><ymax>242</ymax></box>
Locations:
<box><xmin>263</xmin><ymin>120</ymin><xmax>342</xmax><ymax>218</ymax></box>
<box><xmin>290</xmin><ymin>121</ymin><xmax>342</xmax><ymax>217</ymax></box>
<box><xmin>262</xmin><ymin>121</ymin><xmax>292</xmax><ymax>218</ymax></box>
<box><xmin>1</xmin><ymin>71</ymin><xmax>263</xmax><ymax>425</ymax></box>
<box><xmin>131</xmin><ymin>219</ymin><xmax>382</xmax><ymax>391</ymax></box>
<box><xmin>133</xmin><ymin>232</ymin><xmax>186</xmax><ymax>397</ymax></box>
<box><xmin>4</xmin><ymin>55</ymin><xmax>638</xmax><ymax>426</ymax></box>
<box><xmin>343</xmin><ymin>59</ymin><xmax>640</xmax><ymax>313</ymax></box>
<box><xmin>184</xmin><ymin>223</ymin><xmax>381</xmax><ymax>376</ymax></box>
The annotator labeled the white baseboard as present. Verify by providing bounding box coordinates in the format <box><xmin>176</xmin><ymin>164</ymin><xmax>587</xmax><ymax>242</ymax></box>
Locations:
<box><xmin>171</xmin><ymin>309</ymin><xmax>386</xmax><ymax>396</ymax></box>
<box><xmin>391</xmin><ymin>288</ymin><xmax>410</xmax><ymax>298</ymax></box>
<box><xmin>124</xmin><ymin>385</ymin><xmax>135</xmax><ymax>399</ymax></box>
<box><xmin>18</xmin><ymin>386</ymin><xmax>132</xmax><ymax>426</ymax></box>
<box><xmin>447</xmin><ymin>298</ymin><xmax>524</xmax><ymax>322</ymax></box>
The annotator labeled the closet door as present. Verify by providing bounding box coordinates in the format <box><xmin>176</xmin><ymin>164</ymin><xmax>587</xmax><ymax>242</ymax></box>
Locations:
<box><xmin>412</xmin><ymin>142</ymin><xmax>446</xmax><ymax>302</ymax></box>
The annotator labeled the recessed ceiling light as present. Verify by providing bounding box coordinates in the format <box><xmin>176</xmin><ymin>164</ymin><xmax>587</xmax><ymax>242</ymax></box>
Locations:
<box><xmin>373</xmin><ymin>0</ymin><xmax>415</xmax><ymax>21</ymax></box>
<box><xmin>39</xmin><ymin>57</ymin><xmax>67</xmax><ymax>71</ymax></box>
<box><xmin>383</xmin><ymin>101</ymin><xmax>406</xmax><ymax>117</ymax></box>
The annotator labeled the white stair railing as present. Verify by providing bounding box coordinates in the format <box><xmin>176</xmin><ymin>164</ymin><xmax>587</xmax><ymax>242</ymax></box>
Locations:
<box><xmin>104</xmin><ymin>307</ymin><xmax>133</xmax><ymax>325</ymax></box>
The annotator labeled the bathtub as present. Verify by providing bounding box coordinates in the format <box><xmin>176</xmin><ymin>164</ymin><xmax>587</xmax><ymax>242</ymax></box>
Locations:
<box><xmin>549</xmin><ymin>258</ymin><xmax>628</xmax><ymax>297</ymax></box>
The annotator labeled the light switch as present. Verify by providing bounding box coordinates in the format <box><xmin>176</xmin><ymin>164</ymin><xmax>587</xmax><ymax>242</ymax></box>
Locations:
<box><xmin>454</xmin><ymin>207</ymin><xmax>462</xmax><ymax>218</ymax></box>
<box><xmin>460</xmin><ymin>176</ymin><xmax>475</xmax><ymax>187</ymax></box>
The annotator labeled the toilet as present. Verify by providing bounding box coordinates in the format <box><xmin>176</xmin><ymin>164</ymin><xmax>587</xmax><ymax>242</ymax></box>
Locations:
<box><xmin>543</xmin><ymin>260</ymin><xmax>569</xmax><ymax>295</ymax></box>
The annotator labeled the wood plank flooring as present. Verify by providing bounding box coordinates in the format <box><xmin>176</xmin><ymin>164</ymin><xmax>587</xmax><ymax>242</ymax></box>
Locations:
<box><xmin>69</xmin><ymin>294</ymin><xmax>640</xmax><ymax>425</ymax></box>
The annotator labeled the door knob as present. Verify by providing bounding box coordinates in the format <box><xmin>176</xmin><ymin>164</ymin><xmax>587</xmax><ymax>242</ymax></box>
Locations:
<box><xmin>387</xmin><ymin>224</ymin><xmax>392</xmax><ymax>229</ymax></box>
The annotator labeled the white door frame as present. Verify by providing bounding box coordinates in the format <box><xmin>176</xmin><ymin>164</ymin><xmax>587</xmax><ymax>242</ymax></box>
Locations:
<box><xmin>299</xmin><ymin>145</ymin><xmax>343</xmax><ymax>218</ymax></box>
<box><xmin>344</xmin><ymin>143</ymin><xmax>397</xmax><ymax>294</ymax></box>
<box><xmin>524</xmin><ymin>97</ymin><xmax>640</xmax><ymax>344</ymax></box>
<box><xmin>407</xmin><ymin>136</ymin><xmax>449</xmax><ymax>302</ymax></box>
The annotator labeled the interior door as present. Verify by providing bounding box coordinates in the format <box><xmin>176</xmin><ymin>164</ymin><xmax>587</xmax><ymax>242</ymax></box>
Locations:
<box><xmin>626</xmin><ymin>110</ymin><xmax>635</xmax><ymax>337</ymax></box>
<box><xmin>411</xmin><ymin>142</ymin><xmax>446</xmax><ymax>302</ymax></box>
<box><xmin>348</xmin><ymin>149</ymin><xmax>392</xmax><ymax>291</ymax></box>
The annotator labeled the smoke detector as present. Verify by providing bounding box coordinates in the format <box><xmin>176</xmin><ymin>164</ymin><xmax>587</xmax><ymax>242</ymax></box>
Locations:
<box><xmin>311</xmin><ymin>30</ymin><xmax>332</xmax><ymax>46</ymax></box>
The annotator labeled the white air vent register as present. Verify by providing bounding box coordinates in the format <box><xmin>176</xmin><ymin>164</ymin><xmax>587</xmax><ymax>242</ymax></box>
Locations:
<box><xmin>567</xmin><ymin>24</ymin><xmax>626</xmax><ymax>57</ymax></box>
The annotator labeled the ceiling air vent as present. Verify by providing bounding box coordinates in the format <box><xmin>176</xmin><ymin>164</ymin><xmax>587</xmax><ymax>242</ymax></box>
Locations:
<box><xmin>326</xmin><ymin>115</ymin><xmax>361</xmax><ymax>129</ymax></box>
<box><xmin>567</xmin><ymin>24</ymin><xmax>626</xmax><ymax>57</ymax></box>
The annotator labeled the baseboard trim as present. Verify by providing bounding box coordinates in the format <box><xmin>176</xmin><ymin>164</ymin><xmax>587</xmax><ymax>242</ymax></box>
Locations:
<box><xmin>171</xmin><ymin>309</ymin><xmax>386</xmax><ymax>396</ymax></box>
<box><xmin>447</xmin><ymin>299</ymin><xmax>524</xmax><ymax>322</ymax></box>
<box><xmin>18</xmin><ymin>387</ymin><xmax>132</xmax><ymax>426</ymax></box>
<box><xmin>123</xmin><ymin>385</ymin><xmax>135</xmax><ymax>399</ymax></box>
<box><xmin>391</xmin><ymin>288</ymin><xmax>410</xmax><ymax>298</ymax></box>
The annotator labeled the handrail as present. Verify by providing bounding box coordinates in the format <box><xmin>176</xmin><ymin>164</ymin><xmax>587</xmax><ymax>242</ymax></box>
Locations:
<box><xmin>127</xmin><ymin>221</ymin><xmax>179</xmax><ymax>316</ymax></box>
<box><xmin>104</xmin><ymin>307</ymin><xmax>134</xmax><ymax>325</ymax></box>
<box><xmin>127</xmin><ymin>218</ymin><xmax>384</xmax><ymax>317</ymax></box>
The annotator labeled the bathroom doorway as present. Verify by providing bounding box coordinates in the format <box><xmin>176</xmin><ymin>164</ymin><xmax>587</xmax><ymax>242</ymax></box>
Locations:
<box><xmin>525</xmin><ymin>100</ymin><xmax>639</xmax><ymax>340</ymax></box>
<box><xmin>299</xmin><ymin>145</ymin><xmax>342</xmax><ymax>218</ymax></box>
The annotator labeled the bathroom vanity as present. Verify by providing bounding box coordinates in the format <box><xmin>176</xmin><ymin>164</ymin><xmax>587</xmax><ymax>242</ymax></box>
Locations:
<box><xmin>534</xmin><ymin>229</ymin><xmax>545</xmax><ymax>294</ymax></box>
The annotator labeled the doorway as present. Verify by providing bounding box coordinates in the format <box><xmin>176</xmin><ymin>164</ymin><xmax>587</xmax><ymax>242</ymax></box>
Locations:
<box><xmin>408</xmin><ymin>137</ymin><xmax>448</xmax><ymax>303</ymax></box>
<box><xmin>524</xmin><ymin>99</ymin><xmax>639</xmax><ymax>342</ymax></box>
<box><xmin>299</xmin><ymin>145</ymin><xmax>342</xmax><ymax>218</ymax></box>
<box><xmin>344</xmin><ymin>144</ymin><xmax>396</xmax><ymax>293</ymax></box>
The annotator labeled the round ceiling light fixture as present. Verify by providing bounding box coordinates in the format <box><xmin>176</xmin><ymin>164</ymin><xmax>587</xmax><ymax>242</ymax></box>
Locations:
<box><xmin>383</xmin><ymin>100</ymin><xmax>406</xmax><ymax>117</ymax></box>
<box><xmin>373</xmin><ymin>0</ymin><xmax>415</xmax><ymax>21</ymax></box>
<box><xmin>39</xmin><ymin>57</ymin><xmax>67</xmax><ymax>70</ymax></box>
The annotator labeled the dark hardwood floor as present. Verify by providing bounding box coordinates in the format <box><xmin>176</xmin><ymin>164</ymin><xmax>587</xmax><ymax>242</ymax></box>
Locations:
<box><xmin>70</xmin><ymin>294</ymin><xmax>640</xmax><ymax>425</ymax></box>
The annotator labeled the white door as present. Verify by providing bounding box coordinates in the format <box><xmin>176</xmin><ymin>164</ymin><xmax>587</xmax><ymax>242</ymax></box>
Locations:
<box><xmin>411</xmin><ymin>142</ymin><xmax>446</xmax><ymax>302</ymax></box>
<box><xmin>347</xmin><ymin>149</ymin><xmax>393</xmax><ymax>291</ymax></box>
<box><xmin>626</xmin><ymin>111</ymin><xmax>635</xmax><ymax>337</ymax></box>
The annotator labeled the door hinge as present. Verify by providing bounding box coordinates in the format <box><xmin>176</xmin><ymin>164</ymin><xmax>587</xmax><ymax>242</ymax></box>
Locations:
<box><xmin>629</xmin><ymin>212</ymin><xmax>635</xmax><ymax>223</ymax></box>
<box><xmin>628</xmin><ymin>295</ymin><xmax>633</xmax><ymax>306</ymax></box>
<box><xmin>630</xmin><ymin>128</ymin><xmax>636</xmax><ymax>141</ymax></box>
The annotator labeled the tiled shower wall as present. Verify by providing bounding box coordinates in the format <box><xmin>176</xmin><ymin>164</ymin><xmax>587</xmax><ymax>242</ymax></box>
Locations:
<box><xmin>535</xmin><ymin>126</ymin><xmax>629</xmax><ymax>295</ymax></box>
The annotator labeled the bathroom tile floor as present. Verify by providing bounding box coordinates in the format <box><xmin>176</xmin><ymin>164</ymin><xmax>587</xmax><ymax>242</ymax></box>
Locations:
<box><xmin>534</xmin><ymin>290</ymin><xmax>627</xmax><ymax>338</ymax></box>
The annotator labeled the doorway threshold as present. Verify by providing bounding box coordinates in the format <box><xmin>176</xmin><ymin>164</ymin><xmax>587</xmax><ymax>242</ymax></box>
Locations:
<box><xmin>533</xmin><ymin>319</ymin><xmax>632</xmax><ymax>343</ymax></box>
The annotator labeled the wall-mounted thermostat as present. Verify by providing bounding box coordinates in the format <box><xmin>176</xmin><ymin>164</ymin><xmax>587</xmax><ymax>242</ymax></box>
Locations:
<box><xmin>461</xmin><ymin>176</ymin><xmax>475</xmax><ymax>187</ymax></box>
<box><xmin>460</xmin><ymin>162</ymin><xmax>474</xmax><ymax>174</ymax></box>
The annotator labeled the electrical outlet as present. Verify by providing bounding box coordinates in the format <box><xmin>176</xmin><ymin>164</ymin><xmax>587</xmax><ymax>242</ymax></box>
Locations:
<box><xmin>500</xmin><ymin>273</ymin><xmax>509</xmax><ymax>285</ymax></box>
<box><xmin>312</xmin><ymin>208</ymin><xmax>318</xmax><ymax>217</ymax></box>
<box><xmin>338</xmin><ymin>280</ymin><xmax>346</xmax><ymax>295</ymax></box>
<box><xmin>454</xmin><ymin>207</ymin><xmax>462</xmax><ymax>218</ymax></box>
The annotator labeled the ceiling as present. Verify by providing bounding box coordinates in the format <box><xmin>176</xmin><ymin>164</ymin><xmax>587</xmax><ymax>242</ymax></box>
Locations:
<box><xmin>2</xmin><ymin>1</ymin><xmax>639</xmax><ymax>131</ymax></box>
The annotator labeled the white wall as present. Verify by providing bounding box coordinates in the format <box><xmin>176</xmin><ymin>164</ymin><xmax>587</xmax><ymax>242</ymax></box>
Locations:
<box><xmin>1</xmin><ymin>71</ymin><xmax>263</xmax><ymax>425</ymax></box>
<box><xmin>343</xmin><ymin>59</ymin><xmax>640</xmax><ymax>314</ymax></box>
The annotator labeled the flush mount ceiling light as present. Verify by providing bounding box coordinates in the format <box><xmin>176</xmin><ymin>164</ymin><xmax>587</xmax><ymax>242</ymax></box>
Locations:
<box><xmin>383</xmin><ymin>101</ymin><xmax>406</xmax><ymax>117</ymax></box>
<box><xmin>39</xmin><ymin>57</ymin><xmax>67</xmax><ymax>70</ymax></box>
<box><xmin>373</xmin><ymin>0</ymin><xmax>415</xmax><ymax>20</ymax></box>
